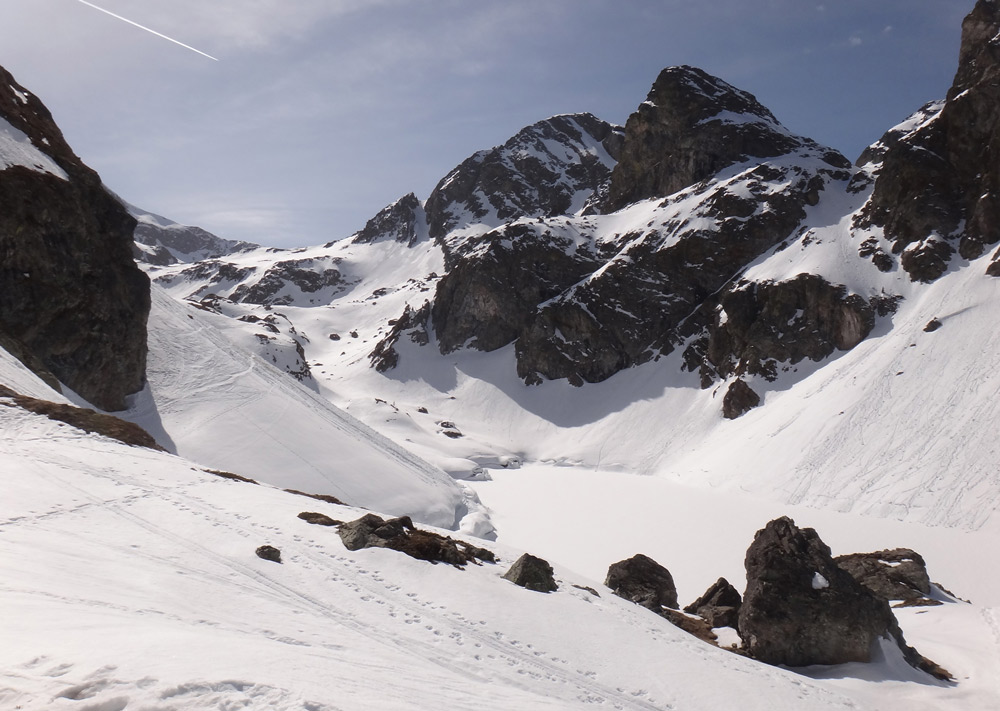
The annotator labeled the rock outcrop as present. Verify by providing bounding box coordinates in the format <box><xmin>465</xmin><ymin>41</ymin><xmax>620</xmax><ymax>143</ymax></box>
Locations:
<box><xmin>684</xmin><ymin>577</ymin><xmax>742</xmax><ymax>629</ymax></box>
<box><xmin>835</xmin><ymin>549</ymin><xmax>933</xmax><ymax>603</ymax></box>
<box><xmin>605</xmin><ymin>554</ymin><xmax>679</xmax><ymax>610</ymax></box>
<box><xmin>338</xmin><ymin>513</ymin><xmax>494</xmax><ymax>567</ymax></box>
<box><xmin>0</xmin><ymin>384</ymin><xmax>162</xmax><ymax>450</ymax></box>
<box><xmin>0</xmin><ymin>65</ymin><xmax>150</xmax><ymax>410</ymax></box>
<box><xmin>739</xmin><ymin>517</ymin><xmax>948</xmax><ymax>679</ymax></box>
<box><xmin>859</xmin><ymin>0</ymin><xmax>1000</xmax><ymax>281</ymax></box>
<box><xmin>502</xmin><ymin>553</ymin><xmax>558</xmax><ymax>592</ymax></box>
<box><xmin>350</xmin><ymin>193</ymin><xmax>425</xmax><ymax>247</ymax></box>
<box><xmin>684</xmin><ymin>274</ymin><xmax>879</xmax><ymax>390</ymax></box>
<box><xmin>370</xmin><ymin>302</ymin><xmax>432</xmax><ymax>372</ymax></box>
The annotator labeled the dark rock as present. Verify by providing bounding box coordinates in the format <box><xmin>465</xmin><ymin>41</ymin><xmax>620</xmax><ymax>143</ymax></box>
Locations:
<box><xmin>431</xmin><ymin>221</ymin><xmax>604</xmax><ymax>355</ymax></box>
<box><xmin>0</xmin><ymin>65</ymin><xmax>150</xmax><ymax>411</ymax></box>
<box><xmin>923</xmin><ymin>318</ymin><xmax>943</xmax><ymax>332</ymax></box>
<box><xmin>834</xmin><ymin>548</ymin><xmax>932</xmax><ymax>602</ymax></box>
<box><xmin>230</xmin><ymin>257</ymin><xmax>344</xmax><ymax>306</ymax></box>
<box><xmin>369</xmin><ymin>302</ymin><xmax>431</xmax><ymax>372</ymax></box>
<box><xmin>153</xmin><ymin>260</ymin><xmax>255</xmax><ymax>300</ymax></box>
<box><xmin>338</xmin><ymin>513</ymin><xmax>408</xmax><ymax>550</ymax></box>
<box><xmin>329</xmin><ymin>333</ymin><xmax>341</xmax><ymax>341</ymax></box>
<box><xmin>860</xmin><ymin>1</ymin><xmax>1000</xmax><ymax>281</ymax></box>
<box><xmin>255</xmin><ymin>545</ymin><xmax>282</xmax><ymax>563</ymax></box>
<box><xmin>204</xmin><ymin>468</ymin><xmax>258</xmax><ymax>484</ymax></box>
<box><xmin>502</xmin><ymin>553</ymin><xmax>558</xmax><ymax>592</ymax></box>
<box><xmin>603</xmin><ymin>66</ymin><xmax>850</xmax><ymax>212</ymax></box>
<box><xmin>687</xmin><ymin>274</ymin><xmax>877</xmax><ymax>391</ymax></box>
<box><xmin>425</xmin><ymin>114</ymin><xmax>622</xmax><ymax>243</ymax></box>
<box><xmin>739</xmin><ymin>517</ymin><xmax>949</xmax><ymax>679</ymax></box>
<box><xmin>337</xmin><ymin>514</ymin><xmax>493</xmax><ymax>568</ymax></box>
<box><xmin>684</xmin><ymin>577</ymin><xmax>742</xmax><ymax>629</ymax></box>
<box><xmin>605</xmin><ymin>554</ymin><xmax>678</xmax><ymax>609</ymax></box>
<box><xmin>722</xmin><ymin>379</ymin><xmax>760</xmax><ymax>420</ymax></box>
<box><xmin>0</xmin><ymin>385</ymin><xmax>163</xmax><ymax>450</ymax></box>
<box><xmin>297</xmin><ymin>511</ymin><xmax>342</xmax><ymax>527</ymax></box>
<box><xmin>351</xmin><ymin>192</ymin><xmax>424</xmax><ymax>247</ymax></box>
<box><xmin>283</xmin><ymin>489</ymin><xmax>346</xmax><ymax>506</ymax></box>
<box><xmin>2</xmin><ymin>390</ymin><xmax>153</xmax><ymax>447</ymax></box>
<box><xmin>572</xmin><ymin>584</ymin><xmax>600</xmax><ymax>597</ymax></box>
<box><xmin>658</xmin><ymin>608</ymin><xmax>718</xmax><ymax>644</ymax></box>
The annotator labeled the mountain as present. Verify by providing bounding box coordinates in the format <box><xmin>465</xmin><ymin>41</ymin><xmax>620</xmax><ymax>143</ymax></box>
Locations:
<box><xmin>127</xmin><ymin>202</ymin><xmax>259</xmax><ymax>266</ymax></box>
<box><xmin>4</xmin><ymin>1</ymin><xmax>1000</xmax><ymax>709</ymax></box>
<box><xmin>142</xmin><ymin>0</ymin><xmax>1000</xmax><ymax>533</ymax></box>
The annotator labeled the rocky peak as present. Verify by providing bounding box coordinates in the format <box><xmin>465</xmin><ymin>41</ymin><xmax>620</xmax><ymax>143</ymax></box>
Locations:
<box><xmin>350</xmin><ymin>192</ymin><xmax>425</xmax><ymax>247</ymax></box>
<box><xmin>424</xmin><ymin>113</ymin><xmax>623</xmax><ymax>249</ymax></box>
<box><xmin>603</xmin><ymin>65</ymin><xmax>850</xmax><ymax>212</ymax></box>
<box><xmin>859</xmin><ymin>0</ymin><xmax>1000</xmax><ymax>280</ymax></box>
<box><xmin>129</xmin><ymin>203</ymin><xmax>258</xmax><ymax>266</ymax></box>
<box><xmin>0</xmin><ymin>65</ymin><xmax>149</xmax><ymax>411</ymax></box>
<box><xmin>951</xmin><ymin>0</ymin><xmax>1000</xmax><ymax>99</ymax></box>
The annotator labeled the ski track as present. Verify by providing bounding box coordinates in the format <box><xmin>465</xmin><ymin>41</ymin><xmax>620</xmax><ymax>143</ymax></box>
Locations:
<box><xmin>0</xmin><ymin>428</ymin><xmax>668</xmax><ymax>709</ymax></box>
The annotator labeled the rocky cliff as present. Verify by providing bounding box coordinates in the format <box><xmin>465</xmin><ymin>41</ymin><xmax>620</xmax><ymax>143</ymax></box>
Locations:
<box><xmin>0</xmin><ymin>66</ymin><xmax>149</xmax><ymax>411</ymax></box>
<box><xmin>431</xmin><ymin>66</ymin><xmax>853</xmax><ymax>389</ymax></box>
<box><xmin>858</xmin><ymin>0</ymin><xmax>1000</xmax><ymax>281</ymax></box>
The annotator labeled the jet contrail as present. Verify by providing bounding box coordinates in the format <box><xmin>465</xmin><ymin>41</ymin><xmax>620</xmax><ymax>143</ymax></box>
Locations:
<box><xmin>75</xmin><ymin>0</ymin><xmax>218</xmax><ymax>61</ymax></box>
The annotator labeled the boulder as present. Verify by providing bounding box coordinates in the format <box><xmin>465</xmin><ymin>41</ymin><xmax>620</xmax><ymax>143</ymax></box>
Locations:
<box><xmin>502</xmin><ymin>553</ymin><xmax>558</xmax><ymax>593</ymax></box>
<box><xmin>255</xmin><ymin>545</ymin><xmax>282</xmax><ymax>563</ymax></box>
<box><xmin>297</xmin><ymin>511</ymin><xmax>342</xmax><ymax>527</ymax></box>
<box><xmin>834</xmin><ymin>549</ymin><xmax>933</xmax><ymax>602</ymax></box>
<box><xmin>605</xmin><ymin>554</ymin><xmax>678</xmax><ymax>610</ymax></box>
<box><xmin>337</xmin><ymin>514</ymin><xmax>493</xmax><ymax>568</ymax></box>
<box><xmin>722</xmin><ymin>379</ymin><xmax>760</xmax><ymax>420</ymax></box>
<box><xmin>739</xmin><ymin>517</ymin><xmax>949</xmax><ymax>679</ymax></box>
<box><xmin>338</xmin><ymin>513</ymin><xmax>413</xmax><ymax>551</ymax></box>
<box><xmin>684</xmin><ymin>577</ymin><xmax>742</xmax><ymax>629</ymax></box>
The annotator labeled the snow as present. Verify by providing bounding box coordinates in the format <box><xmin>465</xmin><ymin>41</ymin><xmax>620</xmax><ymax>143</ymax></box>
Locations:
<box><xmin>2</xmin><ymin>406</ymin><xmax>886</xmax><ymax>711</ymax></box>
<box><xmin>813</xmin><ymin>572</ymin><xmax>830</xmax><ymax>590</ymax></box>
<box><xmin>121</xmin><ymin>286</ymin><xmax>480</xmax><ymax>530</ymax></box>
<box><xmin>0</xmin><ymin>116</ymin><xmax>67</xmax><ymax>180</ymax></box>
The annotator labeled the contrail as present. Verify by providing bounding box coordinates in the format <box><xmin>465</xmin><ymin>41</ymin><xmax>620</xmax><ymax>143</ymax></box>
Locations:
<box><xmin>75</xmin><ymin>0</ymin><xmax>218</xmax><ymax>61</ymax></box>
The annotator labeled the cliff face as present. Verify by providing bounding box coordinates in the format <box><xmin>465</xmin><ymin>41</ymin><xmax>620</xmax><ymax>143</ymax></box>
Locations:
<box><xmin>859</xmin><ymin>0</ymin><xmax>1000</xmax><ymax>281</ymax></box>
<box><xmin>430</xmin><ymin>66</ymin><xmax>852</xmax><ymax>386</ymax></box>
<box><xmin>0</xmin><ymin>65</ymin><xmax>149</xmax><ymax>411</ymax></box>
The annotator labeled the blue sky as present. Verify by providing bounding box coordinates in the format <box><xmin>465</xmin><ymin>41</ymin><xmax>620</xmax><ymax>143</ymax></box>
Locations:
<box><xmin>0</xmin><ymin>0</ymin><xmax>969</xmax><ymax>247</ymax></box>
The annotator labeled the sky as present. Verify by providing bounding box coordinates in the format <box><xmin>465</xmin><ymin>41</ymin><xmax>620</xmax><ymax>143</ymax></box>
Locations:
<box><xmin>0</xmin><ymin>0</ymin><xmax>970</xmax><ymax>248</ymax></box>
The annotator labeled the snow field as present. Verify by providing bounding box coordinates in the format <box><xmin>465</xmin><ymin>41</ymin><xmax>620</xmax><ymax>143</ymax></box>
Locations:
<box><xmin>2</xmin><ymin>407</ymin><xmax>876</xmax><ymax>711</ymax></box>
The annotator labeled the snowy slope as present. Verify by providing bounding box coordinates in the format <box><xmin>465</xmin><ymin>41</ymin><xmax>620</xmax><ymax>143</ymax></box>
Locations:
<box><xmin>121</xmin><ymin>286</ymin><xmax>480</xmax><ymax>531</ymax></box>
<box><xmin>3</xmin><ymin>403</ymin><xmax>995</xmax><ymax>711</ymax></box>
